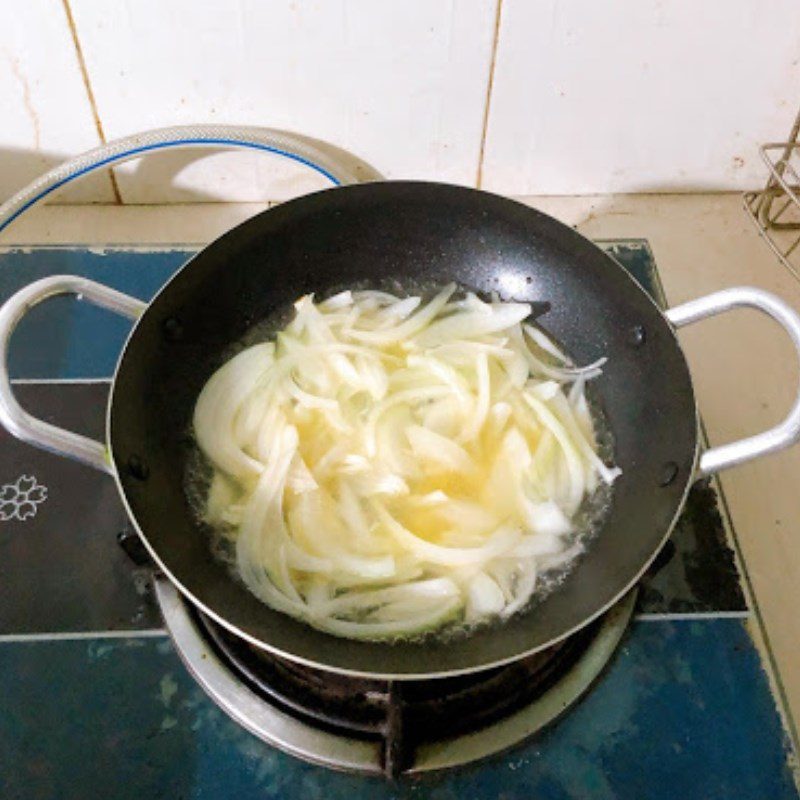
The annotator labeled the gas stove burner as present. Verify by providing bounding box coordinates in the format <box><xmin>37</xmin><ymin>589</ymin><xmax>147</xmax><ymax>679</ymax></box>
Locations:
<box><xmin>155</xmin><ymin>578</ymin><xmax>636</xmax><ymax>777</ymax></box>
<box><xmin>200</xmin><ymin>615</ymin><xmax>598</xmax><ymax>776</ymax></box>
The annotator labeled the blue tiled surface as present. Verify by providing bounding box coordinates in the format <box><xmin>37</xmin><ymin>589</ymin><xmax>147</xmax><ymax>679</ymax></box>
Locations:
<box><xmin>0</xmin><ymin>243</ymin><xmax>794</xmax><ymax>798</ymax></box>
<box><xmin>0</xmin><ymin>620</ymin><xmax>795</xmax><ymax>800</ymax></box>
<box><xmin>1</xmin><ymin>248</ymin><xmax>193</xmax><ymax>379</ymax></box>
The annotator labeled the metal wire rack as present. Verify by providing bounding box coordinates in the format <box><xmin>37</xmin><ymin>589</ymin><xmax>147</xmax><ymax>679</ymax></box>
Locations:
<box><xmin>744</xmin><ymin>108</ymin><xmax>800</xmax><ymax>281</ymax></box>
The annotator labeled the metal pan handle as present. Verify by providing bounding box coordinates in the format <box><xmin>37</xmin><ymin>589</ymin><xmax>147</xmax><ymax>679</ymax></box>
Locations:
<box><xmin>665</xmin><ymin>286</ymin><xmax>800</xmax><ymax>477</ymax></box>
<box><xmin>0</xmin><ymin>126</ymin><xmax>381</xmax><ymax>474</ymax></box>
<box><xmin>0</xmin><ymin>275</ymin><xmax>145</xmax><ymax>474</ymax></box>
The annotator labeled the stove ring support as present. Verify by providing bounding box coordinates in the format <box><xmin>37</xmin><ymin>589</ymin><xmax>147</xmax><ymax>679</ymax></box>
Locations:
<box><xmin>155</xmin><ymin>576</ymin><xmax>637</xmax><ymax>775</ymax></box>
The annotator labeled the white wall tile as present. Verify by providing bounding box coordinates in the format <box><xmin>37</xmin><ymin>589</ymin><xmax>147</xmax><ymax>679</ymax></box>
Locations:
<box><xmin>482</xmin><ymin>0</ymin><xmax>800</xmax><ymax>195</ymax></box>
<box><xmin>0</xmin><ymin>0</ymin><xmax>114</xmax><ymax>204</ymax></box>
<box><xmin>68</xmin><ymin>0</ymin><xmax>497</xmax><ymax>203</ymax></box>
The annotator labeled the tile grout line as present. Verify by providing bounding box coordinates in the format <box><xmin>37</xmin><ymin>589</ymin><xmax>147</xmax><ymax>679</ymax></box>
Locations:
<box><xmin>0</xmin><ymin>613</ymin><xmax>753</xmax><ymax>643</ymax></box>
<box><xmin>60</xmin><ymin>0</ymin><xmax>123</xmax><ymax>205</ymax></box>
<box><xmin>475</xmin><ymin>0</ymin><xmax>504</xmax><ymax>189</ymax></box>
<box><xmin>634</xmin><ymin>611</ymin><xmax>750</xmax><ymax>622</ymax></box>
<box><xmin>0</xmin><ymin>244</ymin><xmax>201</xmax><ymax>253</ymax></box>
<box><xmin>0</xmin><ymin>629</ymin><xmax>167</xmax><ymax>643</ymax></box>
<box><xmin>11</xmin><ymin>378</ymin><xmax>111</xmax><ymax>385</ymax></box>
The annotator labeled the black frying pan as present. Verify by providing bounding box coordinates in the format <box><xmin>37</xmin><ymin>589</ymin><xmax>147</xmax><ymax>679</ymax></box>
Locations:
<box><xmin>2</xmin><ymin>181</ymin><xmax>800</xmax><ymax>679</ymax></box>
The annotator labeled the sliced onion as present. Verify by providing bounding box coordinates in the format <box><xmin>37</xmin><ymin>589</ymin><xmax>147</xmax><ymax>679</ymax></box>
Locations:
<box><xmin>465</xmin><ymin>572</ymin><xmax>506</xmax><ymax>623</ymax></box>
<box><xmin>194</xmin><ymin>286</ymin><xmax>620</xmax><ymax>640</ymax></box>
<box><xmin>414</xmin><ymin>304</ymin><xmax>531</xmax><ymax>348</ymax></box>
<box><xmin>406</xmin><ymin>425</ymin><xmax>475</xmax><ymax>475</ymax></box>
<box><xmin>193</xmin><ymin>343</ymin><xmax>274</xmax><ymax>478</ymax></box>
<box><xmin>346</xmin><ymin>284</ymin><xmax>456</xmax><ymax>344</ymax></box>
<box><xmin>374</xmin><ymin>502</ymin><xmax>519</xmax><ymax>566</ymax></box>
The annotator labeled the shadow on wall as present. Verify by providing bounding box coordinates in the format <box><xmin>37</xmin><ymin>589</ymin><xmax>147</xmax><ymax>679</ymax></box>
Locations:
<box><xmin>0</xmin><ymin>133</ymin><xmax>385</xmax><ymax>208</ymax></box>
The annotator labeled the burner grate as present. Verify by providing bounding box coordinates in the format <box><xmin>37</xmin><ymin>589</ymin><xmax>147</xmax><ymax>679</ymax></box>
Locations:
<box><xmin>198</xmin><ymin>612</ymin><xmax>601</xmax><ymax>777</ymax></box>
